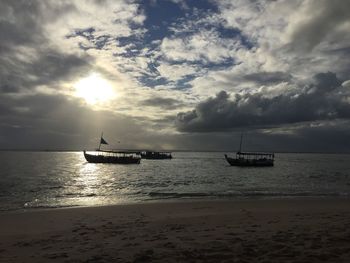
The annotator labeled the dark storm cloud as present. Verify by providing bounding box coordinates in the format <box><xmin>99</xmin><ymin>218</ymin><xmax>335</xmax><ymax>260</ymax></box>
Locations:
<box><xmin>0</xmin><ymin>0</ymin><xmax>91</xmax><ymax>93</ymax></box>
<box><xmin>243</xmin><ymin>71</ymin><xmax>292</xmax><ymax>85</ymax></box>
<box><xmin>140</xmin><ymin>97</ymin><xmax>184</xmax><ymax>109</ymax></box>
<box><xmin>208</xmin><ymin>71</ymin><xmax>293</xmax><ymax>89</ymax></box>
<box><xmin>175</xmin><ymin>72</ymin><xmax>350</xmax><ymax>132</ymax></box>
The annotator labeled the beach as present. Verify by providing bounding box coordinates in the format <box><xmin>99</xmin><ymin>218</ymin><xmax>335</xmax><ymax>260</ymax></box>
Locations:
<box><xmin>1</xmin><ymin>199</ymin><xmax>349</xmax><ymax>262</ymax></box>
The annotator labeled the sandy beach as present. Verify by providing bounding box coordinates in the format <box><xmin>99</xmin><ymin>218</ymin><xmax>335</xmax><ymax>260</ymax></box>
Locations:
<box><xmin>0</xmin><ymin>199</ymin><xmax>349</xmax><ymax>262</ymax></box>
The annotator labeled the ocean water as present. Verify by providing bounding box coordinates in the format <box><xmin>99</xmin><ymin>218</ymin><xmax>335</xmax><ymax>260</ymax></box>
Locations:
<box><xmin>0</xmin><ymin>151</ymin><xmax>349</xmax><ymax>212</ymax></box>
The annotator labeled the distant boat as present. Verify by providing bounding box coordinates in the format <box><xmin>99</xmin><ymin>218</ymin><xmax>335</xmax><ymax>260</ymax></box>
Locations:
<box><xmin>140</xmin><ymin>151</ymin><xmax>172</xmax><ymax>160</ymax></box>
<box><xmin>224</xmin><ymin>133</ymin><xmax>274</xmax><ymax>167</ymax></box>
<box><xmin>83</xmin><ymin>133</ymin><xmax>141</xmax><ymax>164</ymax></box>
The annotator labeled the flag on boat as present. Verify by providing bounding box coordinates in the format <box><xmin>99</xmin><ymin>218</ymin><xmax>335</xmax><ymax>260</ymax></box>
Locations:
<box><xmin>100</xmin><ymin>137</ymin><xmax>108</xmax><ymax>145</ymax></box>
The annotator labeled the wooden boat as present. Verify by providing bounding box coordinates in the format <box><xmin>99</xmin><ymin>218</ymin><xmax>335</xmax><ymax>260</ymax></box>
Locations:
<box><xmin>225</xmin><ymin>134</ymin><xmax>274</xmax><ymax>167</ymax></box>
<box><xmin>83</xmin><ymin>133</ymin><xmax>141</xmax><ymax>164</ymax></box>
<box><xmin>84</xmin><ymin>150</ymin><xmax>141</xmax><ymax>164</ymax></box>
<box><xmin>140</xmin><ymin>151</ymin><xmax>172</xmax><ymax>159</ymax></box>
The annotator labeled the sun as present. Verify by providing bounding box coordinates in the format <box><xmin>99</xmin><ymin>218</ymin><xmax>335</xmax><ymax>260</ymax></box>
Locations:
<box><xmin>74</xmin><ymin>73</ymin><xmax>116</xmax><ymax>104</ymax></box>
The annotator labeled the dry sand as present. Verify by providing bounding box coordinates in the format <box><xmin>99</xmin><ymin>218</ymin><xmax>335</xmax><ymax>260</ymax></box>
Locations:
<box><xmin>0</xmin><ymin>199</ymin><xmax>349</xmax><ymax>262</ymax></box>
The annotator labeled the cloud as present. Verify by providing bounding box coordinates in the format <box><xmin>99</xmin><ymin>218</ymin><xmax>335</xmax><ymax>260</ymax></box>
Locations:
<box><xmin>0</xmin><ymin>46</ymin><xmax>93</xmax><ymax>94</ymax></box>
<box><xmin>156</xmin><ymin>62</ymin><xmax>201</xmax><ymax>82</ymax></box>
<box><xmin>342</xmin><ymin>80</ymin><xmax>350</xmax><ymax>89</ymax></box>
<box><xmin>214</xmin><ymin>0</ymin><xmax>350</xmax><ymax>79</ymax></box>
<box><xmin>175</xmin><ymin>72</ymin><xmax>350</xmax><ymax>132</ymax></box>
<box><xmin>160</xmin><ymin>29</ymin><xmax>241</xmax><ymax>64</ymax></box>
<box><xmin>284</xmin><ymin>0</ymin><xmax>350</xmax><ymax>52</ymax></box>
<box><xmin>243</xmin><ymin>71</ymin><xmax>293</xmax><ymax>85</ymax></box>
<box><xmin>140</xmin><ymin>97</ymin><xmax>184</xmax><ymax>110</ymax></box>
<box><xmin>0</xmin><ymin>0</ymin><xmax>71</xmax><ymax>50</ymax></box>
<box><xmin>0</xmin><ymin>1</ymin><xmax>94</xmax><ymax>94</ymax></box>
<box><xmin>1</xmin><ymin>0</ymin><xmax>350</xmax><ymax>152</ymax></box>
<box><xmin>0</xmin><ymin>92</ymin><xmax>179</xmax><ymax>150</ymax></box>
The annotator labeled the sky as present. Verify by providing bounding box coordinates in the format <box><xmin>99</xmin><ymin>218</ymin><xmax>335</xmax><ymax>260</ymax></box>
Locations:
<box><xmin>1</xmin><ymin>0</ymin><xmax>350</xmax><ymax>152</ymax></box>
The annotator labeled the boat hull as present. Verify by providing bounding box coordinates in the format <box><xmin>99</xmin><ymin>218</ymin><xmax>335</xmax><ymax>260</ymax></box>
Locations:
<box><xmin>141</xmin><ymin>154</ymin><xmax>172</xmax><ymax>160</ymax></box>
<box><xmin>140</xmin><ymin>151</ymin><xmax>172</xmax><ymax>159</ymax></box>
<box><xmin>141</xmin><ymin>156</ymin><xmax>172</xmax><ymax>160</ymax></box>
<box><xmin>84</xmin><ymin>151</ymin><xmax>141</xmax><ymax>164</ymax></box>
<box><xmin>225</xmin><ymin>154</ymin><xmax>274</xmax><ymax>167</ymax></box>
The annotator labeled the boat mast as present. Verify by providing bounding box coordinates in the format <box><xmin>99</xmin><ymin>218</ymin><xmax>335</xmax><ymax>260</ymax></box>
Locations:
<box><xmin>238</xmin><ymin>133</ymin><xmax>243</xmax><ymax>153</ymax></box>
<box><xmin>98</xmin><ymin>132</ymin><xmax>103</xmax><ymax>151</ymax></box>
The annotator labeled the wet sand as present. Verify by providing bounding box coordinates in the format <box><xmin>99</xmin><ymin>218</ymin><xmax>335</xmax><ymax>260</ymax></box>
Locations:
<box><xmin>0</xmin><ymin>199</ymin><xmax>349</xmax><ymax>262</ymax></box>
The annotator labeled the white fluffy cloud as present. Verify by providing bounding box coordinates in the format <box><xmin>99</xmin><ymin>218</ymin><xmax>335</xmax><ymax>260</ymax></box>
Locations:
<box><xmin>156</xmin><ymin>62</ymin><xmax>201</xmax><ymax>81</ymax></box>
<box><xmin>160</xmin><ymin>29</ymin><xmax>241</xmax><ymax>64</ymax></box>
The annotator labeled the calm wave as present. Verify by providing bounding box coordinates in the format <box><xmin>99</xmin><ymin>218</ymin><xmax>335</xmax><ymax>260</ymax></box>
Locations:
<box><xmin>0</xmin><ymin>151</ymin><xmax>349</xmax><ymax>211</ymax></box>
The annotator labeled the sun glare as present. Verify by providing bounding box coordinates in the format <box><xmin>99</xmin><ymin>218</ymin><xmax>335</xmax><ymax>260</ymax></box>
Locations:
<box><xmin>74</xmin><ymin>73</ymin><xmax>116</xmax><ymax>104</ymax></box>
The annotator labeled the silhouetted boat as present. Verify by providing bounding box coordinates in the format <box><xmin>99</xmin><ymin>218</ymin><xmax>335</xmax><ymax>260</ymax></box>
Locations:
<box><xmin>83</xmin><ymin>150</ymin><xmax>141</xmax><ymax>164</ymax></box>
<box><xmin>140</xmin><ymin>151</ymin><xmax>172</xmax><ymax>159</ymax></box>
<box><xmin>225</xmin><ymin>134</ymin><xmax>274</xmax><ymax>167</ymax></box>
<box><xmin>83</xmin><ymin>133</ymin><xmax>141</xmax><ymax>164</ymax></box>
<box><xmin>225</xmin><ymin>152</ymin><xmax>274</xmax><ymax>167</ymax></box>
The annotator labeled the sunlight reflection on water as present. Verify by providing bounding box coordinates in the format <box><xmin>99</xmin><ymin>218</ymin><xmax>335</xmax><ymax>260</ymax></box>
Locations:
<box><xmin>0</xmin><ymin>151</ymin><xmax>349</xmax><ymax>211</ymax></box>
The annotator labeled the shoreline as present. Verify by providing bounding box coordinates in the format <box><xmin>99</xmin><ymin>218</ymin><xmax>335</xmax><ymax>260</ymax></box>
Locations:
<box><xmin>1</xmin><ymin>198</ymin><xmax>349</xmax><ymax>262</ymax></box>
<box><xmin>2</xmin><ymin>195</ymin><xmax>349</xmax><ymax>215</ymax></box>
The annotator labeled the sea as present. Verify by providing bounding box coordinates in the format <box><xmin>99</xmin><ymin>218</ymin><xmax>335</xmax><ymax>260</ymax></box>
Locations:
<box><xmin>0</xmin><ymin>151</ymin><xmax>349</xmax><ymax>212</ymax></box>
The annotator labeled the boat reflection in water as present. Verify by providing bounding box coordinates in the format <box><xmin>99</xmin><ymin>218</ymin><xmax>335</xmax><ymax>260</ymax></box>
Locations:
<box><xmin>140</xmin><ymin>151</ymin><xmax>172</xmax><ymax>160</ymax></box>
<box><xmin>83</xmin><ymin>150</ymin><xmax>141</xmax><ymax>164</ymax></box>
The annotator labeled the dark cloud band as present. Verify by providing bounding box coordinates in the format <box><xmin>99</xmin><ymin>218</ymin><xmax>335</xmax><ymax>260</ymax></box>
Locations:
<box><xmin>175</xmin><ymin>72</ymin><xmax>350</xmax><ymax>132</ymax></box>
